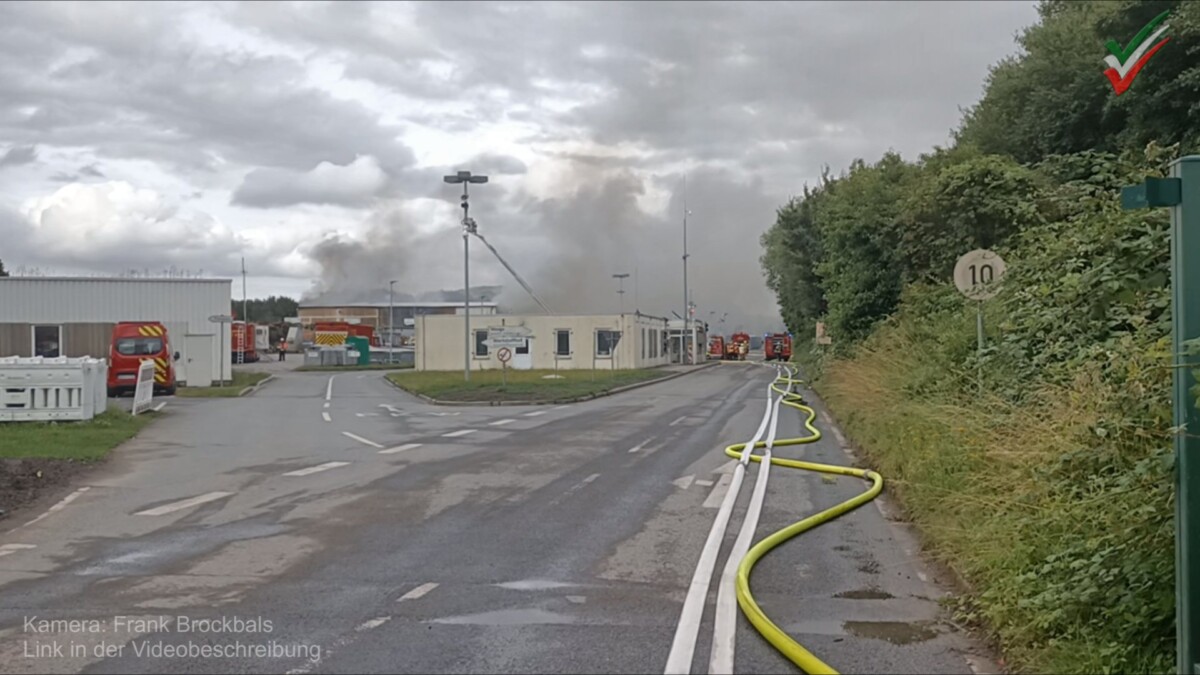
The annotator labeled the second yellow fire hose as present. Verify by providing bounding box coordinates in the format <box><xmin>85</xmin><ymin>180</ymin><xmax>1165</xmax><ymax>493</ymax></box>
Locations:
<box><xmin>722</xmin><ymin>366</ymin><xmax>884</xmax><ymax>675</ymax></box>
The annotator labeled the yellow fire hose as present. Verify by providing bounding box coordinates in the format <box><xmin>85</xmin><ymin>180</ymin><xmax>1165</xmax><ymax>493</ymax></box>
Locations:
<box><xmin>723</xmin><ymin>367</ymin><xmax>884</xmax><ymax>675</ymax></box>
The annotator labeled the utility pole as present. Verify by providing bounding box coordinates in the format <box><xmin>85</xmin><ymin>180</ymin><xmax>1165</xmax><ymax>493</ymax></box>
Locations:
<box><xmin>682</xmin><ymin>177</ymin><xmax>692</xmax><ymax>365</ymax></box>
<box><xmin>389</xmin><ymin>280</ymin><xmax>397</xmax><ymax>365</ymax></box>
<box><xmin>444</xmin><ymin>170</ymin><xmax>488</xmax><ymax>382</ymax></box>
<box><xmin>239</xmin><ymin>257</ymin><xmax>247</xmax><ymax>366</ymax></box>
<box><xmin>613</xmin><ymin>273</ymin><xmax>630</xmax><ymax>314</ymax></box>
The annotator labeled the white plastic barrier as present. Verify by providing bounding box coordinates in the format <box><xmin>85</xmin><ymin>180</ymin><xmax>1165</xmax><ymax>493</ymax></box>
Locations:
<box><xmin>131</xmin><ymin>360</ymin><xmax>156</xmax><ymax>416</ymax></box>
<box><xmin>0</xmin><ymin>356</ymin><xmax>109</xmax><ymax>422</ymax></box>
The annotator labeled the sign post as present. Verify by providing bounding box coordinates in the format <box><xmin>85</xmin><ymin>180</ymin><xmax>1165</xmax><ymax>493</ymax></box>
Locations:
<box><xmin>1122</xmin><ymin>157</ymin><xmax>1199</xmax><ymax>675</ymax></box>
<box><xmin>953</xmin><ymin>249</ymin><xmax>1007</xmax><ymax>395</ymax></box>
<box><xmin>131</xmin><ymin>360</ymin><xmax>156</xmax><ymax>415</ymax></box>
<box><xmin>209</xmin><ymin>314</ymin><xmax>233</xmax><ymax>387</ymax></box>
<box><xmin>496</xmin><ymin>347</ymin><xmax>512</xmax><ymax>386</ymax></box>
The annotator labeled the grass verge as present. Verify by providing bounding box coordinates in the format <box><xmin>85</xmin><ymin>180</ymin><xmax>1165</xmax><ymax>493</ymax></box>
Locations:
<box><xmin>176</xmin><ymin>371</ymin><xmax>270</xmax><ymax>397</ymax></box>
<box><xmin>386</xmin><ymin>368</ymin><xmax>669</xmax><ymax>402</ymax></box>
<box><xmin>0</xmin><ymin>409</ymin><xmax>156</xmax><ymax>461</ymax></box>
<box><xmin>296</xmin><ymin>363</ymin><xmax>414</xmax><ymax>372</ymax></box>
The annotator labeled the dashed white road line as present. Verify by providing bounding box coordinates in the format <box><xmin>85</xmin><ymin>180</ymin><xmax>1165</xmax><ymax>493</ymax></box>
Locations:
<box><xmin>442</xmin><ymin>429</ymin><xmax>477</xmax><ymax>438</ymax></box>
<box><xmin>342</xmin><ymin>432</ymin><xmax>384</xmax><ymax>449</ymax></box>
<box><xmin>134</xmin><ymin>491</ymin><xmax>233</xmax><ymax>517</ymax></box>
<box><xmin>627</xmin><ymin>438</ymin><xmax>654</xmax><ymax>453</ymax></box>
<box><xmin>489</xmin><ymin>419</ymin><xmax>517</xmax><ymax>426</ymax></box>
<box><xmin>322</xmin><ymin>412</ymin><xmax>331</xmax><ymax>423</ymax></box>
<box><xmin>324</xmin><ymin>402</ymin><xmax>330</xmax><ymax>409</ymax></box>
<box><xmin>398</xmin><ymin>582</ymin><xmax>439</xmax><ymax>602</ymax></box>
<box><xmin>669</xmin><ymin>415</ymin><xmax>688</xmax><ymax>426</ymax></box>
<box><xmin>325</xmin><ymin>375</ymin><xmax>335</xmax><ymax>402</ymax></box>
<box><xmin>355</xmin><ymin>616</ymin><xmax>391</xmax><ymax>632</ymax></box>
<box><xmin>379</xmin><ymin>443</ymin><xmax>423</xmax><ymax>455</ymax></box>
<box><xmin>523</xmin><ymin>410</ymin><xmax>547</xmax><ymax>417</ymax></box>
<box><xmin>21</xmin><ymin>487</ymin><xmax>90</xmax><ymax>529</ymax></box>
<box><xmin>701</xmin><ymin>473</ymin><xmax>734</xmax><ymax>509</ymax></box>
<box><xmin>0</xmin><ymin>544</ymin><xmax>36</xmax><ymax>558</ymax></box>
<box><xmin>283</xmin><ymin>462</ymin><xmax>350</xmax><ymax>477</ymax></box>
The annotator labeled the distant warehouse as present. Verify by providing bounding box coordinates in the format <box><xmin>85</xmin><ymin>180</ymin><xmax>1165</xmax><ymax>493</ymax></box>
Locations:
<box><xmin>0</xmin><ymin>277</ymin><xmax>232</xmax><ymax>386</ymax></box>
<box><xmin>415</xmin><ymin>312</ymin><xmax>674</xmax><ymax>371</ymax></box>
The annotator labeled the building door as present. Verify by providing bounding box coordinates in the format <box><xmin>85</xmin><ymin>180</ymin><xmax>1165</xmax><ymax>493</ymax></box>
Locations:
<box><xmin>514</xmin><ymin>339</ymin><xmax>532</xmax><ymax>370</ymax></box>
<box><xmin>184</xmin><ymin>334</ymin><xmax>214</xmax><ymax>387</ymax></box>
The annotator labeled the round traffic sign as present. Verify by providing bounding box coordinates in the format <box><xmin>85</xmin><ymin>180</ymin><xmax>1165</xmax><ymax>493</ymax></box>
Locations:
<box><xmin>496</xmin><ymin>347</ymin><xmax>512</xmax><ymax>363</ymax></box>
<box><xmin>953</xmin><ymin>249</ymin><xmax>1007</xmax><ymax>300</ymax></box>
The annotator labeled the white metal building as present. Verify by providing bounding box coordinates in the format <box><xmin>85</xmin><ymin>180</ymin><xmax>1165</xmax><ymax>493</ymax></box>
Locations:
<box><xmin>415</xmin><ymin>313</ymin><xmax>673</xmax><ymax>371</ymax></box>
<box><xmin>0</xmin><ymin>277</ymin><xmax>232</xmax><ymax>387</ymax></box>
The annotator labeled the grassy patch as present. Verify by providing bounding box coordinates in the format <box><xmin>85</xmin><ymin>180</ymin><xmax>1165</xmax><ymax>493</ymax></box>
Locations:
<box><xmin>176</xmin><ymin>371</ymin><xmax>270</xmax><ymax>397</ymax></box>
<box><xmin>0</xmin><ymin>409</ymin><xmax>155</xmax><ymax>461</ymax></box>
<box><xmin>387</xmin><ymin>368</ymin><xmax>669</xmax><ymax>402</ymax></box>
<box><xmin>296</xmin><ymin>363</ymin><xmax>414</xmax><ymax>372</ymax></box>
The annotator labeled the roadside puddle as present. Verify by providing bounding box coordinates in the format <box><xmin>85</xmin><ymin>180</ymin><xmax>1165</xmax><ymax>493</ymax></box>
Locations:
<box><xmin>842</xmin><ymin>620</ymin><xmax>938</xmax><ymax>645</ymax></box>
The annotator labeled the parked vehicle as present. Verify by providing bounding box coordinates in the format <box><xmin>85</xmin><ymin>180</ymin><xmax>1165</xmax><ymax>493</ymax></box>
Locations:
<box><xmin>313</xmin><ymin>321</ymin><xmax>382</xmax><ymax>347</ymax></box>
<box><xmin>708</xmin><ymin>335</ymin><xmax>726</xmax><ymax>359</ymax></box>
<box><xmin>106</xmin><ymin>321</ymin><xmax>178</xmax><ymax>396</ymax></box>
<box><xmin>231</xmin><ymin>321</ymin><xmax>260</xmax><ymax>363</ymax></box>
<box><xmin>764</xmin><ymin>332</ymin><xmax>793</xmax><ymax>362</ymax></box>
<box><xmin>726</xmin><ymin>332</ymin><xmax>751</xmax><ymax>361</ymax></box>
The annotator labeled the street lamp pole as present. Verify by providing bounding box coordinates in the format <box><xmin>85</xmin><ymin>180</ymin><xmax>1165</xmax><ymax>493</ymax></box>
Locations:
<box><xmin>682</xmin><ymin>193</ymin><xmax>693</xmax><ymax>365</ymax></box>
<box><xmin>388</xmin><ymin>280</ymin><xmax>397</xmax><ymax>364</ymax></box>
<box><xmin>613</xmin><ymin>273</ymin><xmax>630</xmax><ymax>314</ymax></box>
<box><xmin>444</xmin><ymin>170</ymin><xmax>489</xmax><ymax>382</ymax></box>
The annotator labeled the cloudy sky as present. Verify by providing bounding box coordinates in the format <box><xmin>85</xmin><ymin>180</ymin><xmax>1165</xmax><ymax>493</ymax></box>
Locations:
<box><xmin>0</xmin><ymin>1</ymin><xmax>1039</xmax><ymax>330</ymax></box>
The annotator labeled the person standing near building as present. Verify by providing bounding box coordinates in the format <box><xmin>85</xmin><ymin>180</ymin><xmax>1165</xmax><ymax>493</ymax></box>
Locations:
<box><xmin>279</xmin><ymin>338</ymin><xmax>287</xmax><ymax>361</ymax></box>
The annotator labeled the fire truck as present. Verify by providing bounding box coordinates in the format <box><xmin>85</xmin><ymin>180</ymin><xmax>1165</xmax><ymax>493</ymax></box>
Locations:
<box><xmin>231</xmin><ymin>321</ymin><xmax>260</xmax><ymax>363</ymax></box>
<box><xmin>726</xmin><ymin>332</ymin><xmax>751</xmax><ymax>361</ymax></box>
<box><xmin>764</xmin><ymin>332</ymin><xmax>793</xmax><ymax>362</ymax></box>
<box><xmin>312</xmin><ymin>322</ymin><xmax>382</xmax><ymax>348</ymax></box>
<box><xmin>708</xmin><ymin>335</ymin><xmax>726</xmax><ymax>359</ymax></box>
<box><xmin>107</xmin><ymin>321</ymin><xmax>178</xmax><ymax>396</ymax></box>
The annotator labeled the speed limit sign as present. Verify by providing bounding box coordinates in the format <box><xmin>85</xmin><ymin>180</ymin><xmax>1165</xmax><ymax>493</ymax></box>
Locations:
<box><xmin>496</xmin><ymin>347</ymin><xmax>512</xmax><ymax>364</ymax></box>
<box><xmin>954</xmin><ymin>249</ymin><xmax>1007</xmax><ymax>300</ymax></box>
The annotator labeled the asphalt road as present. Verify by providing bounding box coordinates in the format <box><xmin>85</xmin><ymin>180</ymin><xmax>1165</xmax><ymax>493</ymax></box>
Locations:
<box><xmin>0</xmin><ymin>363</ymin><xmax>996</xmax><ymax>674</ymax></box>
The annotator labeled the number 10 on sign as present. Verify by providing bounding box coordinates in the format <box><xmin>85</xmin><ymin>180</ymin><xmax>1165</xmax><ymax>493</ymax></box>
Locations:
<box><xmin>954</xmin><ymin>249</ymin><xmax>1008</xmax><ymax>393</ymax></box>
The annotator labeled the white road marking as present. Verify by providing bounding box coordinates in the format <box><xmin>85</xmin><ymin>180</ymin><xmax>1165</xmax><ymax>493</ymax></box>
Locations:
<box><xmin>489</xmin><ymin>419</ymin><xmax>517</xmax><ymax>426</ymax></box>
<box><xmin>669</xmin><ymin>415</ymin><xmax>688</xmax><ymax>426</ymax></box>
<box><xmin>702</xmin><ymin>473</ymin><xmax>734</xmax><ymax>509</ymax></box>
<box><xmin>665</xmin><ymin>386</ymin><xmax>776</xmax><ymax>675</ymax></box>
<box><xmin>820</xmin><ymin>410</ymin><xmax>834</xmax><ymax>427</ymax></box>
<box><xmin>398</xmin><ymin>582</ymin><xmax>439</xmax><ymax>601</ymax></box>
<box><xmin>342</xmin><ymin>432</ymin><xmax>384</xmax><ymax>449</ymax></box>
<box><xmin>442</xmin><ymin>429</ymin><xmax>477</xmax><ymax>438</ymax></box>
<box><xmin>523</xmin><ymin>410</ymin><xmax>547</xmax><ymax>417</ymax></box>
<box><xmin>135</xmin><ymin>491</ymin><xmax>233</xmax><ymax>516</ymax></box>
<box><xmin>553</xmin><ymin>405</ymin><xmax>570</xmax><ymax>410</ymax></box>
<box><xmin>627</xmin><ymin>438</ymin><xmax>654</xmax><ymax>453</ymax></box>
<box><xmin>324</xmin><ymin>401</ymin><xmax>330</xmax><ymax>409</ymax></box>
<box><xmin>566</xmin><ymin>595</ymin><xmax>586</xmax><ymax>604</ymax></box>
<box><xmin>711</xmin><ymin>394</ymin><xmax>784</xmax><ymax>674</ymax></box>
<box><xmin>713</xmin><ymin>459</ymin><xmax>738</xmax><ymax>475</ymax></box>
<box><xmin>283</xmin><ymin>461</ymin><xmax>350</xmax><ymax>477</ymax></box>
<box><xmin>671</xmin><ymin>475</ymin><xmax>695</xmax><ymax>490</ymax></box>
<box><xmin>917</xmin><ymin>571</ymin><xmax>929</xmax><ymax>583</ymax></box>
<box><xmin>0</xmin><ymin>544</ymin><xmax>36</xmax><ymax>558</ymax></box>
<box><xmin>152</xmin><ymin>402</ymin><xmax>166</xmax><ymax>412</ymax></box>
<box><xmin>694</xmin><ymin>479</ymin><xmax>714</xmax><ymax>487</ymax></box>
<box><xmin>356</xmin><ymin>616</ymin><xmax>391</xmax><ymax>632</ymax></box>
<box><xmin>428</xmin><ymin>412</ymin><xmax>461</xmax><ymax>417</ymax></box>
<box><xmin>379</xmin><ymin>443</ymin><xmax>423</xmax><ymax>455</ymax></box>
<box><xmin>832</xmin><ymin>426</ymin><xmax>847</xmax><ymax>446</ymax></box>
<box><xmin>325</xmin><ymin>375</ymin><xmax>335</xmax><ymax>401</ymax></box>
<box><xmin>22</xmin><ymin>487</ymin><xmax>90</xmax><ymax>528</ymax></box>
<box><xmin>355</xmin><ymin>413</ymin><xmax>380</xmax><ymax>418</ymax></box>
<box><xmin>322</xmin><ymin>412</ymin><xmax>331</xmax><ymax>423</ymax></box>
<box><xmin>583</xmin><ymin>473</ymin><xmax>600</xmax><ymax>484</ymax></box>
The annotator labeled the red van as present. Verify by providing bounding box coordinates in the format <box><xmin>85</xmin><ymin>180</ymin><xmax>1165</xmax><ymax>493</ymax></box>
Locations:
<box><xmin>107</xmin><ymin>322</ymin><xmax>178</xmax><ymax>397</ymax></box>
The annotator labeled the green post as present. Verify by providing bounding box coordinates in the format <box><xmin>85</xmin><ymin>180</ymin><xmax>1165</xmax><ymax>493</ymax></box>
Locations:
<box><xmin>1123</xmin><ymin>157</ymin><xmax>1200</xmax><ymax>675</ymax></box>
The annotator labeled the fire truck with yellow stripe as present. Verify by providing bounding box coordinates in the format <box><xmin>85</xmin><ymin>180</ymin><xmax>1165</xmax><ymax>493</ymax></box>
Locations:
<box><xmin>107</xmin><ymin>321</ymin><xmax>178</xmax><ymax>396</ymax></box>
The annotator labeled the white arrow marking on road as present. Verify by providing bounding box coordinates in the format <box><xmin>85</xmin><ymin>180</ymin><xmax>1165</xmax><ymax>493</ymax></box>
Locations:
<box><xmin>702</xmin><ymin>473</ymin><xmax>734</xmax><ymax>509</ymax></box>
<box><xmin>379</xmin><ymin>443</ymin><xmax>423</xmax><ymax>455</ymax></box>
<box><xmin>398</xmin><ymin>582</ymin><xmax>439</xmax><ymax>601</ymax></box>
<box><xmin>713</xmin><ymin>459</ymin><xmax>738</xmax><ymax>475</ymax></box>
<box><xmin>135</xmin><ymin>491</ymin><xmax>233</xmax><ymax>516</ymax></box>
<box><xmin>283</xmin><ymin>462</ymin><xmax>350</xmax><ymax>477</ymax></box>
<box><xmin>671</xmin><ymin>475</ymin><xmax>694</xmax><ymax>490</ymax></box>
<box><xmin>442</xmin><ymin>429</ymin><xmax>477</xmax><ymax>438</ymax></box>
<box><xmin>342</xmin><ymin>432</ymin><xmax>384</xmax><ymax>449</ymax></box>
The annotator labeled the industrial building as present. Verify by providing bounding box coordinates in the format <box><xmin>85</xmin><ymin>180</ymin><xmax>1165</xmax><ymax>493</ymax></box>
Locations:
<box><xmin>298</xmin><ymin>300</ymin><xmax>499</xmax><ymax>347</ymax></box>
<box><xmin>414</xmin><ymin>313</ymin><xmax>675</xmax><ymax>371</ymax></box>
<box><xmin>0</xmin><ymin>277</ymin><xmax>232</xmax><ymax>387</ymax></box>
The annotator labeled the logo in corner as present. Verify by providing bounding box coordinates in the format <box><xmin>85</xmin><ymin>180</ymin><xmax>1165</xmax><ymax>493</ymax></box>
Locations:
<box><xmin>1104</xmin><ymin>9</ymin><xmax>1171</xmax><ymax>96</ymax></box>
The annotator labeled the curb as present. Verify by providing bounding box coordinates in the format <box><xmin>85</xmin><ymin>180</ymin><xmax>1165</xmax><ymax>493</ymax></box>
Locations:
<box><xmin>238</xmin><ymin>374</ymin><xmax>275</xmax><ymax>397</ymax></box>
<box><xmin>380</xmin><ymin>362</ymin><xmax>721</xmax><ymax>407</ymax></box>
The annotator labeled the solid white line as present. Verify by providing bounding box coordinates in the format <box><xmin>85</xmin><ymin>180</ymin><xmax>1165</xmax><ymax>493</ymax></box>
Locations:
<box><xmin>710</xmin><ymin>393</ymin><xmax>784</xmax><ymax>674</ymax></box>
<box><xmin>664</xmin><ymin>386</ymin><xmax>775</xmax><ymax>675</ymax></box>
<box><xmin>22</xmin><ymin>487</ymin><xmax>90</xmax><ymax>528</ymax></box>
<box><xmin>523</xmin><ymin>410</ymin><xmax>547</xmax><ymax>417</ymax></box>
<box><xmin>322</xmin><ymin>412</ymin><xmax>332</xmax><ymax>423</ymax></box>
<box><xmin>283</xmin><ymin>461</ymin><xmax>350</xmax><ymax>477</ymax></box>
<box><xmin>356</xmin><ymin>616</ymin><xmax>391</xmax><ymax>632</ymax></box>
<box><xmin>398</xmin><ymin>582</ymin><xmax>439</xmax><ymax>601</ymax></box>
<box><xmin>669</xmin><ymin>415</ymin><xmax>688</xmax><ymax>426</ymax></box>
<box><xmin>442</xmin><ymin>429</ymin><xmax>477</xmax><ymax>438</ymax></box>
<box><xmin>342</xmin><ymin>432</ymin><xmax>384</xmax><ymax>449</ymax></box>
<box><xmin>489</xmin><ymin>419</ymin><xmax>517</xmax><ymax>426</ymax></box>
<box><xmin>325</xmin><ymin>375</ymin><xmax>335</xmax><ymax>401</ymax></box>
<box><xmin>379</xmin><ymin>443</ymin><xmax>423</xmax><ymax>455</ymax></box>
<box><xmin>135</xmin><ymin>491</ymin><xmax>233</xmax><ymax>516</ymax></box>
<box><xmin>702</xmin><ymin>473</ymin><xmax>734</xmax><ymax>509</ymax></box>
<box><xmin>628</xmin><ymin>438</ymin><xmax>653</xmax><ymax>453</ymax></box>
<box><xmin>152</xmin><ymin>402</ymin><xmax>166</xmax><ymax>412</ymax></box>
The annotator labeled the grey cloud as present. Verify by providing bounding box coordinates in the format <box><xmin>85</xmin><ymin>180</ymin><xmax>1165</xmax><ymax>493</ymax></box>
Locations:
<box><xmin>0</xmin><ymin>144</ymin><xmax>36</xmax><ymax>167</ymax></box>
<box><xmin>232</xmin><ymin>156</ymin><xmax>389</xmax><ymax>208</ymax></box>
<box><xmin>79</xmin><ymin>163</ymin><xmax>103</xmax><ymax>177</ymax></box>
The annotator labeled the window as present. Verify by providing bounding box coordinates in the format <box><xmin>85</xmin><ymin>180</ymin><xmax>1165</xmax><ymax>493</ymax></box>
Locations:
<box><xmin>115</xmin><ymin>337</ymin><xmax>164</xmax><ymax>356</ymax></box>
<box><xmin>474</xmin><ymin>329</ymin><xmax>488</xmax><ymax>357</ymax></box>
<box><xmin>641</xmin><ymin>328</ymin><xmax>646</xmax><ymax>359</ymax></box>
<box><xmin>596</xmin><ymin>329</ymin><xmax>618</xmax><ymax>357</ymax></box>
<box><xmin>650</xmin><ymin>329</ymin><xmax>658</xmax><ymax>358</ymax></box>
<box><xmin>33</xmin><ymin>325</ymin><xmax>61</xmax><ymax>358</ymax></box>
<box><xmin>555</xmin><ymin>329</ymin><xmax>571</xmax><ymax>357</ymax></box>
<box><xmin>516</xmin><ymin>339</ymin><xmax>529</xmax><ymax>355</ymax></box>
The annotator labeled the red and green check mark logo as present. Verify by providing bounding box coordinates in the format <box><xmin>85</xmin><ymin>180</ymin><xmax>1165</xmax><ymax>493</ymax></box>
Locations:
<box><xmin>1104</xmin><ymin>10</ymin><xmax>1170</xmax><ymax>95</ymax></box>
